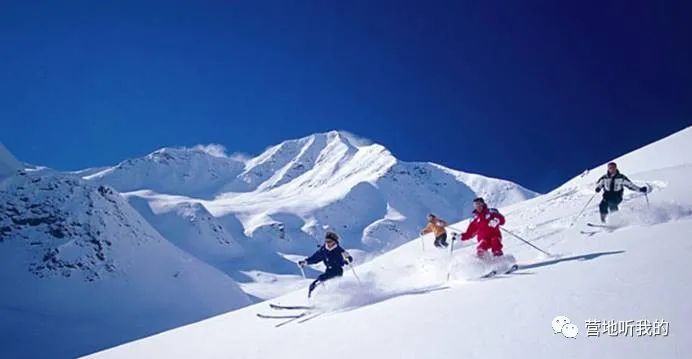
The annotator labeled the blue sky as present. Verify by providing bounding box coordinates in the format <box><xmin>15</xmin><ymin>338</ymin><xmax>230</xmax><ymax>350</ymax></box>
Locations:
<box><xmin>1</xmin><ymin>1</ymin><xmax>690</xmax><ymax>192</ymax></box>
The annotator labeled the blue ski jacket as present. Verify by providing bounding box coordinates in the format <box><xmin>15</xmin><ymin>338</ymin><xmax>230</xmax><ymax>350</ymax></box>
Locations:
<box><xmin>305</xmin><ymin>245</ymin><xmax>353</xmax><ymax>271</ymax></box>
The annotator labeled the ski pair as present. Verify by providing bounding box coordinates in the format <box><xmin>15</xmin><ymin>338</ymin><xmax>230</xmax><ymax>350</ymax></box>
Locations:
<box><xmin>256</xmin><ymin>303</ymin><xmax>319</xmax><ymax>327</ymax></box>
<box><xmin>480</xmin><ymin>264</ymin><xmax>520</xmax><ymax>279</ymax></box>
<box><xmin>581</xmin><ymin>223</ymin><xmax>621</xmax><ymax>236</ymax></box>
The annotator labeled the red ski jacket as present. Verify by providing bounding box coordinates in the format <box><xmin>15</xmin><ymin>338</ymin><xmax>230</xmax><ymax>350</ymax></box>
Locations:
<box><xmin>460</xmin><ymin>207</ymin><xmax>505</xmax><ymax>241</ymax></box>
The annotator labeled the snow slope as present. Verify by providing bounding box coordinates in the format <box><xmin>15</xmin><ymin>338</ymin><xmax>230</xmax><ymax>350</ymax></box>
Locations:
<box><xmin>0</xmin><ymin>171</ymin><xmax>251</xmax><ymax>359</ymax></box>
<box><xmin>88</xmin><ymin>126</ymin><xmax>692</xmax><ymax>359</ymax></box>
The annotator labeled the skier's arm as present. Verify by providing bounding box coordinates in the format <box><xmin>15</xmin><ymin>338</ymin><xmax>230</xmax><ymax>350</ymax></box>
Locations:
<box><xmin>495</xmin><ymin>212</ymin><xmax>506</xmax><ymax>226</ymax></box>
<box><xmin>340</xmin><ymin>248</ymin><xmax>353</xmax><ymax>264</ymax></box>
<box><xmin>461</xmin><ymin>219</ymin><xmax>477</xmax><ymax>240</ymax></box>
<box><xmin>595</xmin><ymin>178</ymin><xmax>604</xmax><ymax>192</ymax></box>
<box><xmin>621</xmin><ymin>175</ymin><xmax>646</xmax><ymax>192</ymax></box>
<box><xmin>420</xmin><ymin>223</ymin><xmax>433</xmax><ymax>235</ymax></box>
<box><xmin>305</xmin><ymin>249</ymin><xmax>324</xmax><ymax>265</ymax></box>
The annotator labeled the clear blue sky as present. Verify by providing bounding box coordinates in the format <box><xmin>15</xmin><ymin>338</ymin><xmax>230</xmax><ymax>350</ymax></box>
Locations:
<box><xmin>1</xmin><ymin>1</ymin><xmax>690</xmax><ymax>192</ymax></box>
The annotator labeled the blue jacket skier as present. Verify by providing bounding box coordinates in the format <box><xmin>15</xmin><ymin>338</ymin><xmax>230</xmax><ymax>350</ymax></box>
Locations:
<box><xmin>298</xmin><ymin>231</ymin><xmax>353</xmax><ymax>298</ymax></box>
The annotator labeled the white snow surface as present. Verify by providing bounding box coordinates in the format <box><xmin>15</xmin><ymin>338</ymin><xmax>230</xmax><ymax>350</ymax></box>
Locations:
<box><xmin>0</xmin><ymin>172</ymin><xmax>251</xmax><ymax>359</ymax></box>
<box><xmin>87</xmin><ymin>126</ymin><xmax>692</xmax><ymax>359</ymax></box>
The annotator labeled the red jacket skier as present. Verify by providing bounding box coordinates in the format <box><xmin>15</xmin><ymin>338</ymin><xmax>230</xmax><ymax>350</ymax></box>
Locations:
<box><xmin>460</xmin><ymin>197</ymin><xmax>505</xmax><ymax>257</ymax></box>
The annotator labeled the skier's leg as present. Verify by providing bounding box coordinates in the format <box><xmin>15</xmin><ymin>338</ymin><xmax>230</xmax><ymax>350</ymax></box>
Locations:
<box><xmin>598</xmin><ymin>199</ymin><xmax>609</xmax><ymax>222</ymax></box>
<box><xmin>476</xmin><ymin>239</ymin><xmax>490</xmax><ymax>257</ymax></box>
<box><xmin>490</xmin><ymin>237</ymin><xmax>503</xmax><ymax>257</ymax></box>
<box><xmin>433</xmin><ymin>236</ymin><xmax>441</xmax><ymax>248</ymax></box>
<box><xmin>609</xmin><ymin>197</ymin><xmax>623</xmax><ymax>212</ymax></box>
<box><xmin>310</xmin><ymin>269</ymin><xmax>343</xmax><ymax>293</ymax></box>
<box><xmin>321</xmin><ymin>269</ymin><xmax>342</xmax><ymax>282</ymax></box>
<box><xmin>438</xmin><ymin>233</ymin><xmax>449</xmax><ymax>247</ymax></box>
<box><xmin>309</xmin><ymin>271</ymin><xmax>336</xmax><ymax>297</ymax></box>
<box><xmin>308</xmin><ymin>277</ymin><xmax>321</xmax><ymax>298</ymax></box>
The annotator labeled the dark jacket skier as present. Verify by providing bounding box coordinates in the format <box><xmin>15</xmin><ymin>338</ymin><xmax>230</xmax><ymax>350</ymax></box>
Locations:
<box><xmin>298</xmin><ymin>231</ymin><xmax>353</xmax><ymax>298</ymax></box>
<box><xmin>595</xmin><ymin>162</ymin><xmax>648</xmax><ymax>222</ymax></box>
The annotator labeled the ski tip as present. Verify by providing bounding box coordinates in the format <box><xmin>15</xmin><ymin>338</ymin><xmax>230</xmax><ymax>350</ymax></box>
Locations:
<box><xmin>482</xmin><ymin>270</ymin><xmax>498</xmax><ymax>278</ymax></box>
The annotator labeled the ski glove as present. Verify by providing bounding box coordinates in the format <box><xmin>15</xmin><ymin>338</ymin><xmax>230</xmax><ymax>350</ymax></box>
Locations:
<box><xmin>298</xmin><ymin>260</ymin><xmax>307</xmax><ymax>267</ymax></box>
<box><xmin>488</xmin><ymin>218</ymin><xmax>500</xmax><ymax>228</ymax></box>
<box><xmin>595</xmin><ymin>187</ymin><xmax>602</xmax><ymax>193</ymax></box>
<box><xmin>342</xmin><ymin>252</ymin><xmax>352</xmax><ymax>263</ymax></box>
<box><xmin>640</xmin><ymin>186</ymin><xmax>648</xmax><ymax>193</ymax></box>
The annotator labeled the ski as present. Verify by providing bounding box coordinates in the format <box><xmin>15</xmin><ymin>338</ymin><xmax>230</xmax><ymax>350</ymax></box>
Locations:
<box><xmin>480</xmin><ymin>270</ymin><xmax>498</xmax><ymax>279</ymax></box>
<box><xmin>275</xmin><ymin>312</ymin><xmax>312</xmax><ymax>327</ymax></box>
<box><xmin>296</xmin><ymin>311</ymin><xmax>324</xmax><ymax>324</ymax></box>
<box><xmin>587</xmin><ymin>223</ymin><xmax>620</xmax><ymax>230</ymax></box>
<box><xmin>257</xmin><ymin>313</ymin><xmax>307</xmax><ymax>319</ymax></box>
<box><xmin>257</xmin><ymin>311</ymin><xmax>314</xmax><ymax>327</ymax></box>
<box><xmin>580</xmin><ymin>230</ymin><xmax>599</xmax><ymax>236</ymax></box>
<box><xmin>504</xmin><ymin>264</ymin><xmax>519</xmax><ymax>274</ymax></box>
<box><xmin>475</xmin><ymin>263</ymin><xmax>519</xmax><ymax>280</ymax></box>
<box><xmin>269</xmin><ymin>303</ymin><xmax>314</xmax><ymax>310</ymax></box>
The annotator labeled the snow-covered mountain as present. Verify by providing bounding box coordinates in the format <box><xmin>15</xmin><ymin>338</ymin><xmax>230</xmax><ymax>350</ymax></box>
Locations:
<box><xmin>0</xmin><ymin>170</ymin><xmax>251</xmax><ymax>358</ymax></box>
<box><xmin>0</xmin><ymin>132</ymin><xmax>536</xmax><ymax>358</ymax></box>
<box><xmin>88</xmin><ymin>126</ymin><xmax>692</xmax><ymax>359</ymax></box>
<box><xmin>86</xmin><ymin>131</ymin><xmax>537</xmax><ymax>255</ymax></box>
<box><xmin>82</xmin><ymin>131</ymin><xmax>537</xmax><ymax>303</ymax></box>
<box><xmin>84</xmin><ymin>145</ymin><xmax>247</xmax><ymax>197</ymax></box>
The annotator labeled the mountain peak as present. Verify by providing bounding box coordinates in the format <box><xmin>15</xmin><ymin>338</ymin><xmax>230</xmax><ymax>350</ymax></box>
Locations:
<box><xmin>277</xmin><ymin>130</ymin><xmax>374</xmax><ymax>149</ymax></box>
<box><xmin>147</xmin><ymin>143</ymin><xmax>233</xmax><ymax>160</ymax></box>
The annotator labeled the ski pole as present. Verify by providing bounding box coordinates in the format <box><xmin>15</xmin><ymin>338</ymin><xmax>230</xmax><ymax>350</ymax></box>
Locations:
<box><xmin>570</xmin><ymin>193</ymin><xmax>597</xmax><ymax>227</ymax></box>
<box><xmin>644</xmin><ymin>184</ymin><xmax>650</xmax><ymax>208</ymax></box>
<box><xmin>297</xmin><ymin>263</ymin><xmax>306</xmax><ymax>279</ymax></box>
<box><xmin>347</xmin><ymin>261</ymin><xmax>362</xmax><ymax>286</ymax></box>
<box><xmin>446</xmin><ymin>233</ymin><xmax>456</xmax><ymax>282</ymax></box>
<box><xmin>500</xmin><ymin>227</ymin><xmax>552</xmax><ymax>256</ymax></box>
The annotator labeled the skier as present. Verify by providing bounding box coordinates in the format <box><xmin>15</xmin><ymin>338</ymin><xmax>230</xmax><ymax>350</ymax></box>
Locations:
<box><xmin>298</xmin><ymin>231</ymin><xmax>353</xmax><ymax>298</ymax></box>
<box><xmin>459</xmin><ymin>197</ymin><xmax>505</xmax><ymax>257</ymax></box>
<box><xmin>420</xmin><ymin>213</ymin><xmax>449</xmax><ymax>248</ymax></box>
<box><xmin>595</xmin><ymin>162</ymin><xmax>648</xmax><ymax>222</ymax></box>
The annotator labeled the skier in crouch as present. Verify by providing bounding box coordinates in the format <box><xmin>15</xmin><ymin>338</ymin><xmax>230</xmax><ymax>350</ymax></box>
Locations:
<box><xmin>459</xmin><ymin>197</ymin><xmax>506</xmax><ymax>257</ymax></box>
<box><xmin>298</xmin><ymin>231</ymin><xmax>353</xmax><ymax>298</ymax></box>
<box><xmin>420</xmin><ymin>213</ymin><xmax>449</xmax><ymax>248</ymax></box>
<box><xmin>595</xmin><ymin>162</ymin><xmax>648</xmax><ymax>222</ymax></box>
